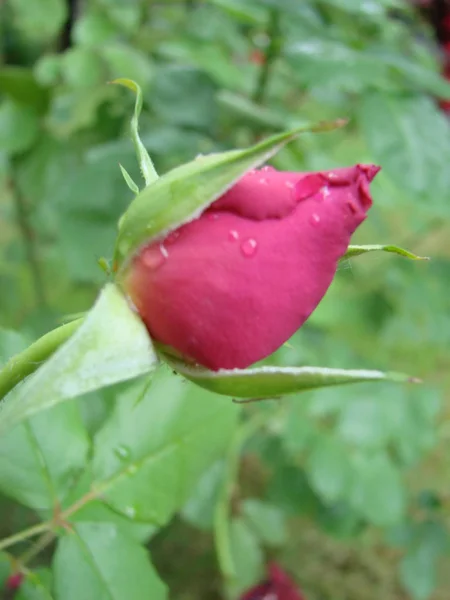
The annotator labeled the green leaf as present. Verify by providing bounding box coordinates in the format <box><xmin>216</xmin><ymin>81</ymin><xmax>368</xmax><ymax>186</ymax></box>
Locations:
<box><xmin>241</xmin><ymin>499</ymin><xmax>287</xmax><ymax>547</ymax></box>
<box><xmin>91</xmin><ymin>368</ymin><xmax>238</xmax><ymax>524</ymax></box>
<box><xmin>349</xmin><ymin>452</ymin><xmax>406</xmax><ymax>526</ymax></box>
<box><xmin>9</xmin><ymin>0</ymin><xmax>67</xmax><ymax>41</ymax></box>
<box><xmin>0</xmin><ymin>100</ymin><xmax>40</xmax><ymax>155</ymax></box>
<box><xmin>119</xmin><ymin>164</ymin><xmax>139</xmax><ymax>195</ymax></box>
<box><xmin>306</xmin><ymin>435</ymin><xmax>351</xmax><ymax>503</ymax></box>
<box><xmin>114</xmin><ymin>119</ymin><xmax>346</xmax><ymax>267</ymax></box>
<box><xmin>182</xmin><ymin>461</ymin><xmax>225</xmax><ymax>530</ymax></box>
<box><xmin>399</xmin><ymin>521</ymin><xmax>450</xmax><ymax>600</ymax></box>
<box><xmin>111</xmin><ymin>79</ymin><xmax>158</xmax><ymax>186</ymax></box>
<box><xmin>0</xmin><ymin>284</ymin><xmax>158</xmax><ymax>434</ymax></box>
<box><xmin>0</xmin><ymin>402</ymin><xmax>89</xmax><ymax>510</ymax></box>
<box><xmin>358</xmin><ymin>93</ymin><xmax>450</xmax><ymax>200</ymax></box>
<box><xmin>341</xmin><ymin>244</ymin><xmax>429</xmax><ymax>261</ymax></box>
<box><xmin>61</xmin><ymin>48</ymin><xmax>104</xmax><ymax>89</ymax></box>
<box><xmin>228</xmin><ymin>517</ymin><xmax>264</xmax><ymax>596</ymax></box>
<box><xmin>0</xmin><ymin>67</ymin><xmax>49</xmax><ymax>113</ymax></box>
<box><xmin>165</xmin><ymin>358</ymin><xmax>416</xmax><ymax>399</ymax></box>
<box><xmin>53</xmin><ymin>523</ymin><xmax>167</xmax><ymax>600</ymax></box>
<box><xmin>16</xmin><ymin>569</ymin><xmax>53</xmax><ymax>600</ymax></box>
<box><xmin>63</xmin><ymin>467</ymin><xmax>156</xmax><ymax>544</ymax></box>
<box><xmin>0</xmin><ymin>329</ymin><xmax>27</xmax><ymax>366</ymax></box>
<box><xmin>150</xmin><ymin>65</ymin><xmax>217</xmax><ymax>129</ymax></box>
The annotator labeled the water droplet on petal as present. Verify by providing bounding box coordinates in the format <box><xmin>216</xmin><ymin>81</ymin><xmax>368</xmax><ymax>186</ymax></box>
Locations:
<box><xmin>285</xmin><ymin>181</ymin><xmax>294</xmax><ymax>189</ymax></box>
<box><xmin>165</xmin><ymin>230</ymin><xmax>181</xmax><ymax>245</ymax></box>
<box><xmin>241</xmin><ymin>238</ymin><xmax>258</xmax><ymax>257</ymax></box>
<box><xmin>207</xmin><ymin>213</ymin><xmax>220</xmax><ymax>221</ymax></box>
<box><xmin>114</xmin><ymin>445</ymin><xmax>131</xmax><ymax>460</ymax></box>
<box><xmin>323</xmin><ymin>171</ymin><xmax>351</xmax><ymax>185</ymax></box>
<box><xmin>228</xmin><ymin>229</ymin><xmax>239</xmax><ymax>241</ymax></box>
<box><xmin>160</xmin><ymin>243</ymin><xmax>169</xmax><ymax>258</ymax></box>
<box><xmin>310</xmin><ymin>213</ymin><xmax>321</xmax><ymax>225</ymax></box>
<box><xmin>321</xmin><ymin>186</ymin><xmax>331</xmax><ymax>198</ymax></box>
<box><xmin>142</xmin><ymin>246</ymin><xmax>166</xmax><ymax>271</ymax></box>
<box><xmin>262</xmin><ymin>165</ymin><xmax>275</xmax><ymax>172</ymax></box>
<box><xmin>248</xmin><ymin>169</ymin><xmax>257</xmax><ymax>175</ymax></box>
<box><xmin>258</xmin><ymin>178</ymin><xmax>268</xmax><ymax>185</ymax></box>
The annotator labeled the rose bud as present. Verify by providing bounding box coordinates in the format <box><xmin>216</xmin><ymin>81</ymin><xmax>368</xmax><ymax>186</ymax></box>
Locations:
<box><xmin>240</xmin><ymin>562</ymin><xmax>305</xmax><ymax>600</ymax></box>
<box><xmin>124</xmin><ymin>163</ymin><xmax>380</xmax><ymax>371</ymax></box>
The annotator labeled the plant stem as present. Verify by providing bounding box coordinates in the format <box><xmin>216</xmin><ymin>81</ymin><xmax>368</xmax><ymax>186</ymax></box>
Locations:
<box><xmin>0</xmin><ymin>487</ymin><xmax>99</xmax><ymax>557</ymax></box>
<box><xmin>252</xmin><ymin>9</ymin><xmax>281</xmax><ymax>105</ymax></box>
<box><xmin>10</xmin><ymin>178</ymin><xmax>47</xmax><ymax>309</ymax></box>
<box><xmin>0</xmin><ymin>318</ymin><xmax>83</xmax><ymax>401</ymax></box>
<box><xmin>18</xmin><ymin>530</ymin><xmax>55</xmax><ymax>566</ymax></box>
<box><xmin>214</xmin><ymin>412</ymin><xmax>268</xmax><ymax>583</ymax></box>
<box><xmin>0</xmin><ymin>521</ymin><xmax>51</xmax><ymax>553</ymax></box>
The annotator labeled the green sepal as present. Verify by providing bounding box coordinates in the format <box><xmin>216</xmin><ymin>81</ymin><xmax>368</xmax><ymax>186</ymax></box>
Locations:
<box><xmin>163</xmin><ymin>356</ymin><xmax>418</xmax><ymax>399</ymax></box>
<box><xmin>113</xmin><ymin>118</ymin><xmax>347</xmax><ymax>269</ymax></box>
<box><xmin>111</xmin><ymin>78</ymin><xmax>158</xmax><ymax>187</ymax></box>
<box><xmin>0</xmin><ymin>284</ymin><xmax>159</xmax><ymax>434</ymax></box>
<box><xmin>341</xmin><ymin>244</ymin><xmax>429</xmax><ymax>261</ymax></box>
<box><xmin>119</xmin><ymin>163</ymin><xmax>140</xmax><ymax>195</ymax></box>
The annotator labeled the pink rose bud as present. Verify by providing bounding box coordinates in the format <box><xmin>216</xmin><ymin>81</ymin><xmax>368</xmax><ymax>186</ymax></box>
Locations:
<box><xmin>240</xmin><ymin>562</ymin><xmax>305</xmax><ymax>600</ymax></box>
<box><xmin>124</xmin><ymin>164</ymin><xmax>380</xmax><ymax>370</ymax></box>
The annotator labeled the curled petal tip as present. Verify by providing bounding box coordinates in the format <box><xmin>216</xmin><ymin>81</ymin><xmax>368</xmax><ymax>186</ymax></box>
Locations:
<box><xmin>358</xmin><ymin>163</ymin><xmax>381</xmax><ymax>181</ymax></box>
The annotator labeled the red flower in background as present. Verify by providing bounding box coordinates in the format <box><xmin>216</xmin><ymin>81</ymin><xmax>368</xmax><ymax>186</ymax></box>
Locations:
<box><xmin>240</xmin><ymin>563</ymin><xmax>305</xmax><ymax>600</ymax></box>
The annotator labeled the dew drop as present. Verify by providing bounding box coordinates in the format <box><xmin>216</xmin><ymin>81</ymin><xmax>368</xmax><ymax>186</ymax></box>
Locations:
<box><xmin>241</xmin><ymin>238</ymin><xmax>258</xmax><ymax>257</ymax></box>
<box><xmin>262</xmin><ymin>165</ymin><xmax>275</xmax><ymax>172</ymax></box>
<box><xmin>285</xmin><ymin>181</ymin><xmax>294</xmax><ymax>189</ymax></box>
<box><xmin>258</xmin><ymin>178</ymin><xmax>268</xmax><ymax>185</ymax></box>
<box><xmin>127</xmin><ymin>464</ymin><xmax>138</xmax><ymax>475</ymax></box>
<box><xmin>160</xmin><ymin>243</ymin><xmax>169</xmax><ymax>258</ymax></box>
<box><xmin>228</xmin><ymin>229</ymin><xmax>239</xmax><ymax>241</ymax></box>
<box><xmin>142</xmin><ymin>246</ymin><xmax>166</xmax><ymax>271</ymax></box>
<box><xmin>321</xmin><ymin>186</ymin><xmax>331</xmax><ymax>198</ymax></box>
<box><xmin>124</xmin><ymin>506</ymin><xmax>137</xmax><ymax>519</ymax></box>
<box><xmin>248</xmin><ymin>169</ymin><xmax>257</xmax><ymax>175</ymax></box>
<box><xmin>207</xmin><ymin>213</ymin><xmax>220</xmax><ymax>221</ymax></box>
<box><xmin>323</xmin><ymin>171</ymin><xmax>351</xmax><ymax>186</ymax></box>
<box><xmin>114</xmin><ymin>445</ymin><xmax>131</xmax><ymax>461</ymax></box>
<box><xmin>310</xmin><ymin>213</ymin><xmax>321</xmax><ymax>225</ymax></box>
<box><xmin>165</xmin><ymin>230</ymin><xmax>180</xmax><ymax>245</ymax></box>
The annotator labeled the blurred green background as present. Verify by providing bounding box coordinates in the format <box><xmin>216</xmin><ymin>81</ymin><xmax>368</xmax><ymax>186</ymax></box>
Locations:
<box><xmin>1</xmin><ymin>0</ymin><xmax>450</xmax><ymax>599</ymax></box>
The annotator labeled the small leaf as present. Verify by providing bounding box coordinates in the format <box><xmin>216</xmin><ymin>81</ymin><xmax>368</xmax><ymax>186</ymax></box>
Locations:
<box><xmin>341</xmin><ymin>244</ymin><xmax>429</xmax><ymax>261</ymax></box>
<box><xmin>165</xmin><ymin>357</ymin><xmax>416</xmax><ymax>399</ymax></box>
<box><xmin>306</xmin><ymin>435</ymin><xmax>351</xmax><ymax>503</ymax></box>
<box><xmin>111</xmin><ymin>78</ymin><xmax>158</xmax><ymax>186</ymax></box>
<box><xmin>0</xmin><ymin>284</ymin><xmax>158</xmax><ymax>434</ymax></box>
<box><xmin>114</xmin><ymin>118</ymin><xmax>346</xmax><ymax>268</ymax></box>
<box><xmin>0</xmin><ymin>402</ymin><xmax>90</xmax><ymax>510</ymax></box>
<box><xmin>349</xmin><ymin>452</ymin><xmax>406</xmax><ymax>526</ymax></box>
<box><xmin>119</xmin><ymin>163</ymin><xmax>139</xmax><ymax>195</ymax></box>
<box><xmin>241</xmin><ymin>499</ymin><xmax>287</xmax><ymax>547</ymax></box>
<box><xmin>228</xmin><ymin>517</ymin><xmax>264</xmax><ymax>596</ymax></box>
<box><xmin>52</xmin><ymin>523</ymin><xmax>167</xmax><ymax>600</ymax></box>
<box><xmin>92</xmin><ymin>368</ymin><xmax>238</xmax><ymax>525</ymax></box>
